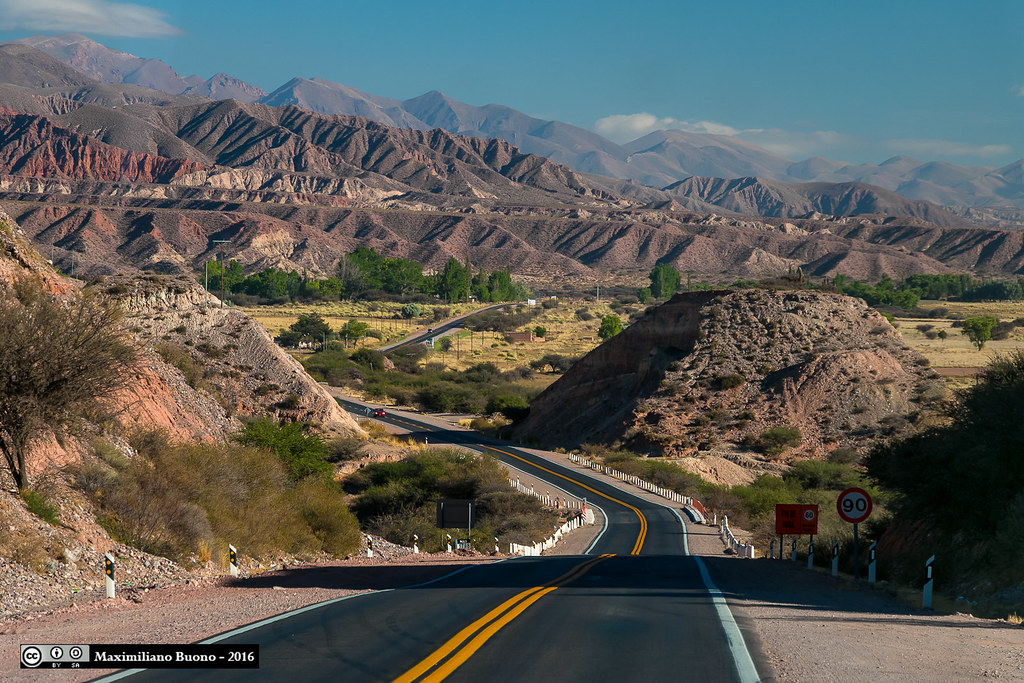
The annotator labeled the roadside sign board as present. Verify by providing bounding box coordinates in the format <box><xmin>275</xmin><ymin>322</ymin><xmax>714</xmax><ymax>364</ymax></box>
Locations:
<box><xmin>775</xmin><ymin>504</ymin><xmax>819</xmax><ymax>535</ymax></box>
<box><xmin>436</xmin><ymin>499</ymin><xmax>473</xmax><ymax>529</ymax></box>
<box><xmin>837</xmin><ymin>487</ymin><xmax>873</xmax><ymax>524</ymax></box>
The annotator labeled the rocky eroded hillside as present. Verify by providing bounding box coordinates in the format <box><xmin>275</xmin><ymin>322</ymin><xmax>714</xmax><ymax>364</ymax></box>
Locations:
<box><xmin>515</xmin><ymin>289</ymin><xmax>947</xmax><ymax>485</ymax></box>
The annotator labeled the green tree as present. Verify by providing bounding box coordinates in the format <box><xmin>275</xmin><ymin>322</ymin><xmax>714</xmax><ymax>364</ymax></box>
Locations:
<box><xmin>437</xmin><ymin>257</ymin><xmax>470</xmax><ymax>303</ymax></box>
<box><xmin>598</xmin><ymin>314</ymin><xmax>622</xmax><ymax>340</ymax></box>
<box><xmin>649</xmin><ymin>263</ymin><xmax>681</xmax><ymax>298</ymax></box>
<box><xmin>401</xmin><ymin>303</ymin><xmax>422</xmax><ymax>319</ymax></box>
<box><xmin>637</xmin><ymin>287</ymin><xmax>651</xmax><ymax>304</ymax></box>
<box><xmin>533</xmin><ymin>326</ymin><xmax>547</xmax><ymax>339</ymax></box>
<box><xmin>290</xmin><ymin>313</ymin><xmax>332</xmax><ymax>347</ymax></box>
<box><xmin>340</xmin><ymin>319</ymin><xmax>370</xmax><ymax>347</ymax></box>
<box><xmin>961</xmin><ymin>316</ymin><xmax>998</xmax><ymax>350</ymax></box>
<box><xmin>0</xmin><ymin>278</ymin><xmax>140</xmax><ymax>490</ymax></box>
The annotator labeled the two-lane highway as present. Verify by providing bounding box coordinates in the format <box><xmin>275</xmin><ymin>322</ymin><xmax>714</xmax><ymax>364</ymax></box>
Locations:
<box><xmin>95</xmin><ymin>403</ymin><xmax>766</xmax><ymax>682</ymax></box>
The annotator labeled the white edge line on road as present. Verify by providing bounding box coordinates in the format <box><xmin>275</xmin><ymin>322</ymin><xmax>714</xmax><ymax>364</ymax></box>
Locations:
<box><xmin>668</xmin><ymin>507</ymin><xmax>759</xmax><ymax>683</ymax></box>
<box><xmin>88</xmin><ymin>563</ymin><xmax>498</xmax><ymax>682</ymax></box>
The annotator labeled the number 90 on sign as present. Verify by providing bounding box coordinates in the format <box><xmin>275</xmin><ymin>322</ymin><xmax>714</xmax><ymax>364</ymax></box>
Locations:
<box><xmin>836</xmin><ymin>487</ymin><xmax>873</xmax><ymax>524</ymax></box>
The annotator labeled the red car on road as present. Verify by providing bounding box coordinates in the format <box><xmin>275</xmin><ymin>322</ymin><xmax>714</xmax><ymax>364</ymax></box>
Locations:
<box><xmin>372</xmin><ymin>408</ymin><xmax>386</xmax><ymax>418</ymax></box>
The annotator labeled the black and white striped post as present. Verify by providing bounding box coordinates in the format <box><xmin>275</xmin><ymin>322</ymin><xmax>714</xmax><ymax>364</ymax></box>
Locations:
<box><xmin>769</xmin><ymin>539</ymin><xmax>775</xmax><ymax>560</ymax></box>
<box><xmin>494</xmin><ymin>537</ymin><xmax>499</xmax><ymax>554</ymax></box>
<box><xmin>104</xmin><ymin>553</ymin><xmax>115</xmax><ymax>599</ymax></box>
<box><xmin>868</xmin><ymin>542</ymin><xmax>877</xmax><ymax>585</ymax></box>
<box><xmin>790</xmin><ymin>538</ymin><xmax>797</xmax><ymax>562</ymax></box>
<box><xmin>807</xmin><ymin>536</ymin><xmax>814</xmax><ymax>570</ymax></box>
<box><xmin>923</xmin><ymin>555</ymin><xmax>935</xmax><ymax>609</ymax></box>
<box><xmin>831</xmin><ymin>541</ymin><xmax>839</xmax><ymax>578</ymax></box>
<box><xmin>366</xmin><ymin>537</ymin><xmax>373</xmax><ymax>558</ymax></box>
<box><xmin>413</xmin><ymin>534</ymin><xmax>419</xmax><ymax>554</ymax></box>
<box><xmin>229</xmin><ymin>544</ymin><xmax>238</xmax><ymax>578</ymax></box>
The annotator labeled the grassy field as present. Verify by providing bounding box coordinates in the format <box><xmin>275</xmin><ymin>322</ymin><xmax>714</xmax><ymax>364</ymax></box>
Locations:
<box><xmin>238</xmin><ymin>301</ymin><xmax>484</xmax><ymax>346</ymax></box>
<box><xmin>893</xmin><ymin>300</ymin><xmax>1024</xmax><ymax>369</ymax></box>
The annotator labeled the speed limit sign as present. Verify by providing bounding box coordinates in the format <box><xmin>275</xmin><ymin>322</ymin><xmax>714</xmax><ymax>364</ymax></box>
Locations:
<box><xmin>836</xmin><ymin>487</ymin><xmax>873</xmax><ymax>524</ymax></box>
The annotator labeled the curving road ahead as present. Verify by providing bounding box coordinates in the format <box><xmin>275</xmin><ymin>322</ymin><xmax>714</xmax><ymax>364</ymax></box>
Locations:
<box><xmin>94</xmin><ymin>406</ymin><xmax>767</xmax><ymax>682</ymax></box>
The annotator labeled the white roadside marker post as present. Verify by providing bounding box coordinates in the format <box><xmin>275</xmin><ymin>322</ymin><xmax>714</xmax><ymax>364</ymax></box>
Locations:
<box><xmin>494</xmin><ymin>537</ymin><xmax>499</xmax><ymax>554</ymax></box>
<box><xmin>446</xmin><ymin>534</ymin><xmax>452</xmax><ymax>554</ymax></box>
<box><xmin>104</xmin><ymin>553</ymin><xmax>115</xmax><ymax>599</ymax></box>
<box><xmin>868</xmin><ymin>542</ymin><xmax>877</xmax><ymax>585</ymax></box>
<box><xmin>769</xmin><ymin>539</ymin><xmax>775</xmax><ymax>560</ymax></box>
<box><xmin>229</xmin><ymin>544</ymin><xmax>238</xmax><ymax>578</ymax></box>
<box><xmin>413</xmin><ymin>534</ymin><xmax>419</xmax><ymax>554</ymax></box>
<box><xmin>807</xmin><ymin>536</ymin><xmax>814</xmax><ymax>570</ymax></box>
<box><xmin>790</xmin><ymin>539</ymin><xmax>797</xmax><ymax>562</ymax></box>
<box><xmin>367</xmin><ymin>537</ymin><xmax>373</xmax><ymax>558</ymax></box>
<box><xmin>831</xmin><ymin>542</ymin><xmax>839</xmax><ymax>578</ymax></box>
<box><xmin>923</xmin><ymin>555</ymin><xmax>935</xmax><ymax>609</ymax></box>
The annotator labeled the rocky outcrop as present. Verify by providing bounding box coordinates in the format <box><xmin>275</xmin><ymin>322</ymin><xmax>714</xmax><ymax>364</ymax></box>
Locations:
<box><xmin>98</xmin><ymin>274</ymin><xmax>363</xmax><ymax>435</ymax></box>
<box><xmin>515</xmin><ymin>290</ymin><xmax>945</xmax><ymax>484</ymax></box>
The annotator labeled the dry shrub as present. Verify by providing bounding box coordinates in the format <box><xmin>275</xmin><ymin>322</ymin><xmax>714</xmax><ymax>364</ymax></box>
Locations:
<box><xmin>77</xmin><ymin>436</ymin><xmax>361</xmax><ymax>563</ymax></box>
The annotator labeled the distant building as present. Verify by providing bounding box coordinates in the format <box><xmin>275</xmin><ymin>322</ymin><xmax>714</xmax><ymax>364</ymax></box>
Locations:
<box><xmin>506</xmin><ymin>331</ymin><xmax>544</xmax><ymax>343</ymax></box>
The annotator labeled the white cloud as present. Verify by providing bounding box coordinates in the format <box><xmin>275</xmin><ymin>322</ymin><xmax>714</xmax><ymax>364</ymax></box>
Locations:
<box><xmin>594</xmin><ymin>112</ymin><xmax>738</xmax><ymax>143</ymax></box>
<box><xmin>595</xmin><ymin>111</ymin><xmax>853</xmax><ymax>158</ymax></box>
<box><xmin>0</xmin><ymin>0</ymin><xmax>179</xmax><ymax>37</ymax></box>
<box><xmin>884</xmin><ymin>138</ymin><xmax>1011</xmax><ymax>158</ymax></box>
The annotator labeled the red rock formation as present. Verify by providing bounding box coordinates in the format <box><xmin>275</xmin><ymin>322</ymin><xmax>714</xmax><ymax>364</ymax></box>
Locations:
<box><xmin>0</xmin><ymin>110</ymin><xmax>208</xmax><ymax>183</ymax></box>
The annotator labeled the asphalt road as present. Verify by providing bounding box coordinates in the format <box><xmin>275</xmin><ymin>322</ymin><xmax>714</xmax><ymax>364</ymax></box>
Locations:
<box><xmin>95</xmin><ymin>407</ymin><xmax>767</xmax><ymax>682</ymax></box>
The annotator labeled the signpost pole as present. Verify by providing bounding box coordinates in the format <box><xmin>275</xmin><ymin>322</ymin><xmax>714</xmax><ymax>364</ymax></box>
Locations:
<box><xmin>868</xmin><ymin>541</ymin><xmax>877</xmax><ymax>585</ymax></box>
<box><xmin>853</xmin><ymin>523</ymin><xmax>860</xmax><ymax>580</ymax></box>
<box><xmin>923</xmin><ymin>555</ymin><xmax>935</xmax><ymax>609</ymax></box>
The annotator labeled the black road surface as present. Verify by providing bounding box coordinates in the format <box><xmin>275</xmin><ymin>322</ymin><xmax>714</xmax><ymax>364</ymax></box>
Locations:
<box><xmin>95</xmin><ymin>405</ymin><xmax>766</xmax><ymax>683</ymax></box>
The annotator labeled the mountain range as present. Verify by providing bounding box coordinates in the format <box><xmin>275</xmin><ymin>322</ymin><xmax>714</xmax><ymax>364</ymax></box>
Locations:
<box><xmin>9</xmin><ymin>33</ymin><xmax>1024</xmax><ymax>220</ymax></box>
<box><xmin>0</xmin><ymin>36</ymin><xmax>1023</xmax><ymax>283</ymax></box>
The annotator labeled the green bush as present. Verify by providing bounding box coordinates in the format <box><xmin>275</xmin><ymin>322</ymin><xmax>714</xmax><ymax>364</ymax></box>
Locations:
<box><xmin>718</xmin><ymin>373</ymin><xmax>746</xmax><ymax>390</ymax></box>
<box><xmin>21</xmin><ymin>489</ymin><xmax>60</xmax><ymax>526</ymax></box>
<box><xmin>757</xmin><ymin>425</ymin><xmax>802</xmax><ymax>455</ymax></box>
<box><xmin>236</xmin><ymin>419</ymin><xmax>332</xmax><ymax>481</ymax></box>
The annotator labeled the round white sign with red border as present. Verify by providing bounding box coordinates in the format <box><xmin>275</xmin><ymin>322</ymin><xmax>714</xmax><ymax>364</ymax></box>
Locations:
<box><xmin>836</xmin><ymin>487</ymin><xmax>873</xmax><ymax>524</ymax></box>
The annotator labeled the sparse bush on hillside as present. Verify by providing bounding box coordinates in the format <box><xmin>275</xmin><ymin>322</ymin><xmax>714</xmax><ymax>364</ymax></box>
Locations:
<box><xmin>74</xmin><ymin>432</ymin><xmax>360</xmax><ymax>563</ymax></box>
<box><xmin>717</xmin><ymin>373</ymin><xmax>746</xmax><ymax>390</ymax></box>
<box><xmin>0</xmin><ymin>277</ymin><xmax>140</xmax><ymax>490</ymax></box>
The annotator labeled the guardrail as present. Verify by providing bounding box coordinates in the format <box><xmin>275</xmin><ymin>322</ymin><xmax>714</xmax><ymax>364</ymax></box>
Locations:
<box><xmin>720</xmin><ymin>515</ymin><xmax>755</xmax><ymax>558</ymax></box>
<box><xmin>508</xmin><ymin>510</ymin><xmax>595</xmax><ymax>556</ymax></box>
<box><xmin>567</xmin><ymin>452</ymin><xmax>708</xmax><ymax>524</ymax></box>
<box><xmin>509</xmin><ymin>477</ymin><xmax>586</xmax><ymax>511</ymax></box>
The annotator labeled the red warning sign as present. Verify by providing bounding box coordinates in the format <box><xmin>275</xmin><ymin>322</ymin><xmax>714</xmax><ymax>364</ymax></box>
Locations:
<box><xmin>775</xmin><ymin>504</ymin><xmax>819</xmax><ymax>535</ymax></box>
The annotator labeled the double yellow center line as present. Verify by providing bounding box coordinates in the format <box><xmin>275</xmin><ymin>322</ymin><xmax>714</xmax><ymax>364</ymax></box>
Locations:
<box><xmin>393</xmin><ymin>554</ymin><xmax>614</xmax><ymax>683</ymax></box>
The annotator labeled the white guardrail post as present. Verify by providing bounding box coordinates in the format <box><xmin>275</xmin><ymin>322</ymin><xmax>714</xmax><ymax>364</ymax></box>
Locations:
<box><xmin>229</xmin><ymin>544</ymin><xmax>238</xmax><ymax>578</ymax></box>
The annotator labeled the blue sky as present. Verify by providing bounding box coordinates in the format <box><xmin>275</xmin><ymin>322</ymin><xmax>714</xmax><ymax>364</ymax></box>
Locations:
<box><xmin>1</xmin><ymin>0</ymin><xmax>1022</xmax><ymax>166</ymax></box>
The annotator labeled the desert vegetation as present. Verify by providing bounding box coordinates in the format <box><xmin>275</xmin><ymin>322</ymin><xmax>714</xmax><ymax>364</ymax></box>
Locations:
<box><xmin>343</xmin><ymin>447</ymin><xmax>560</xmax><ymax>550</ymax></box>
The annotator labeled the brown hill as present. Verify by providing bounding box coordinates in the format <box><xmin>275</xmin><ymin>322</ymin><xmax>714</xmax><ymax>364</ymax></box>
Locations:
<box><xmin>0</xmin><ymin>208</ymin><xmax>361</xmax><ymax>484</ymax></box>
<box><xmin>514</xmin><ymin>290</ymin><xmax>946</xmax><ymax>485</ymax></box>
<box><xmin>662</xmin><ymin>176</ymin><xmax>968</xmax><ymax>225</ymax></box>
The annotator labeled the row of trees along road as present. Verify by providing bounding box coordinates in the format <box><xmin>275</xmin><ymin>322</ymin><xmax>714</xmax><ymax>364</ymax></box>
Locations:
<box><xmin>205</xmin><ymin>247</ymin><xmax>528</xmax><ymax>304</ymax></box>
